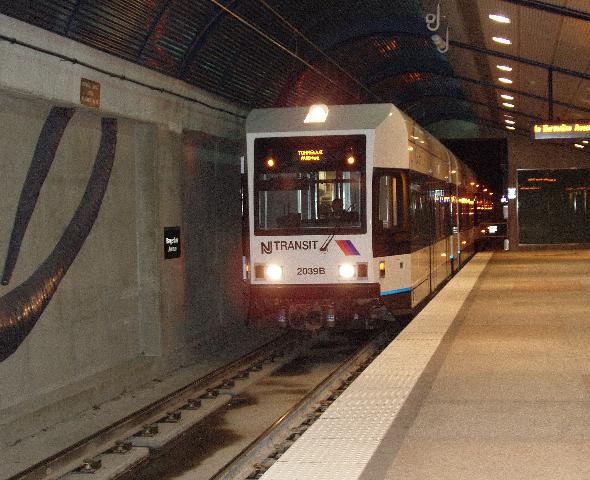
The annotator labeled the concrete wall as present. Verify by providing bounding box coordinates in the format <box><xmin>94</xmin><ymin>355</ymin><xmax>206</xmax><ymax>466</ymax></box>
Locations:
<box><xmin>507</xmin><ymin>136</ymin><xmax>590</xmax><ymax>248</ymax></box>
<box><xmin>183</xmin><ymin>133</ymin><xmax>248</xmax><ymax>345</ymax></box>
<box><xmin>0</xmin><ymin>15</ymin><xmax>275</xmax><ymax>444</ymax></box>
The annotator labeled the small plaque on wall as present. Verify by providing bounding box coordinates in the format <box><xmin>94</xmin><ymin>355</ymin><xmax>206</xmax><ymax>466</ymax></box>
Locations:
<box><xmin>80</xmin><ymin>78</ymin><xmax>101</xmax><ymax>108</ymax></box>
<box><xmin>164</xmin><ymin>227</ymin><xmax>181</xmax><ymax>259</ymax></box>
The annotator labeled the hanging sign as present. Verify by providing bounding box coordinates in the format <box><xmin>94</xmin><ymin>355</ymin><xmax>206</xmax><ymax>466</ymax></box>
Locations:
<box><xmin>533</xmin><ymin>122</ymin><xmax>590</xmax><ymax>140</ymax></box>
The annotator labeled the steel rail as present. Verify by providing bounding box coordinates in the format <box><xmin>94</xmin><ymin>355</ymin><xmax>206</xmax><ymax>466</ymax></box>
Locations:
<box><xmin>8</xmin><ymin>333</ymin><xmax>293</xmax><ymax>480</ymax></box>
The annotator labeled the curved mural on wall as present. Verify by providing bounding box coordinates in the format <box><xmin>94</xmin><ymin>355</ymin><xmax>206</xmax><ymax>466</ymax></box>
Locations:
<box><xmin>2</xmin><ymin>107</ymin><xmax>75</xmax><ymax>286</ymax></box>
<box><xmin>0</xmin><ymin>112</ymin><xmax>118</xmax><ymax>362</ymax></box>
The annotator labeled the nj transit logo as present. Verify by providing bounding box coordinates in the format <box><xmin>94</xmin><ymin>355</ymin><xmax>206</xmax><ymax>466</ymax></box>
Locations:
<box><xmin>335</xmin><ymin>240</ymin><xmax>360</xmax><ymax>256</ymax></box>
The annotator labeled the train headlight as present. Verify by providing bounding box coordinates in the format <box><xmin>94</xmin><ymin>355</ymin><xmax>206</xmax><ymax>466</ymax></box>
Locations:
<box><xmin>265</xmin><ymin>264</ymin><xmax>283</xmax><ymax>281</ymax></box>
<box><xmin>304</xmin><ymin>104</ymin><xmax>329</xmax><ymax>123</ymax></box>
<box><xmin>338</xmin><ymin>263</ymin><xmax>355</xmax><ymax>279</ymax></box>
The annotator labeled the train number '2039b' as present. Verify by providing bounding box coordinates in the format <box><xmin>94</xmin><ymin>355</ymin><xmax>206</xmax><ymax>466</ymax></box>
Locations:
<box><xmin>297</xmin><ymin>267</ymin><xmax>326</xmax><ymax>275</ymax></box>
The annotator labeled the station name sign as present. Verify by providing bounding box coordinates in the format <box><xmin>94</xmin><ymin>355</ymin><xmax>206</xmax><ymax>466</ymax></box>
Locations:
<box><xmin>533</xmin><ymin>122</ymin><xmax>590</xmax><ymax>140</ymax></box>
<box><xmin>164</xmin><ymin>227</ymin><xmax>181</xmax><ymax>259</ymax></box>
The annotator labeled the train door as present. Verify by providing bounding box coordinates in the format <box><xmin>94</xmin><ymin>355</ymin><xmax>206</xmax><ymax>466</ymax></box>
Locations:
<box><xmin>430</xmin><ymin>182</ymin><xmax>451</xmax><ymax>290</ymax></box>
<box><xmin>428</xmin><ymin>183</ymin><xmax>436</xmax><ymax>294</ymax></box>
<box><xmin>408</xmin><ymin>173</ymin><xmax>432</xmax><ymax>307</ymax></box>
<box><xmin>372</xmin><ymin>169</ymin><xmax>411</xmax><ymax>310</ymax></box>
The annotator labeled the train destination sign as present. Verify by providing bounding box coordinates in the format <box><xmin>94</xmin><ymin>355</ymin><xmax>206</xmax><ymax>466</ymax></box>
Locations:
<box><xmin>533</xmin><ymin>122</ymin><xmax>590</xmax><ymax>140</ymax></box>
<box><xmin>298</xmin><ymin>149</ymin><xmax>324</xmax><ymax>162</ymax></box>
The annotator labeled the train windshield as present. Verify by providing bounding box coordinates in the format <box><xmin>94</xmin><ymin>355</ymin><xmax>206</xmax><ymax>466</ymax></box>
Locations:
<box><xmin>254</xmin><ymin>135</ymin><xmax>366</xmax><ymax>235</ymax></box>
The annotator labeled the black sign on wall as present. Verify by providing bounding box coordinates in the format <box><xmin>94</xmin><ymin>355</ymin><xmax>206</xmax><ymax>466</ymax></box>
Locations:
<box><xmin>164</xmin><ymin>227</ymin><xmax>181</xmax><ymax>259</ymax></box>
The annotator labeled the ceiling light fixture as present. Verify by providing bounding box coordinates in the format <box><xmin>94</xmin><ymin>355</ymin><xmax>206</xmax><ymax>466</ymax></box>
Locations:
<box><xmin>506</xmin><ymin>126</ymin><xmax>516</xmax><ymax>130</ymax></box>
<box><xmin>499</xmin><ymin>77</ymin><xmax>513</xmax><ymax>84</ymax></box>
<box><xmin>493</xmin><ymin>37</ymin><xmax>512</xmax><ymax>45</ymax></box>
<box><xmin>501</xmin><ymin>94</ymin><xmax>514</xmax><ymax>101</ymax></box>
<box><xmin>489</xmin><ymin>14</ymin><xmax>511</xmax><ymax>23</ymax></box>
<box><xmin>505</xmin><ymin>119</ymin><xmax>515</xmax><ymax>125</ymax></box>
<box><xmin>497</xmin><ymin>65</ymin><xmax>513</xmax><ymax>72</ymax></box>
<box><xmin>575</xmin><ymin>144</ymin><xmax>584</xmax><ymax>149</ymax></box>
<box><xmin>583</xmin><ymin>140</ymin><xmax>589</xmax><ymax>144</ymax></box>
<box><xmin>502</xmin><ymin>102</ymin><xmax>515</xmax><ymax>108</ymax></box>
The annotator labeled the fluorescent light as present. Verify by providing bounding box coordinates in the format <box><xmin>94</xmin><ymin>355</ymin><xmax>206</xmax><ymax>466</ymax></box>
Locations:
<box><xmin>505</xmin><ymin>119</ymin><xmax>515</xmax><ymax>125</ymax></box>
<box><xmin>502</xmin><ymin>102</ymin><xmax>515</xmax><ymax>108</ymax></box>
<box><xmin>583</xmin><ymin>140</ymin><xmax>589</xmax><ymax>144</ymax></box>
<box><xmin>501</xmin><ymin>94</ymin><xmax>514</xmax><ymax>101</ymax></box>
<box><xmin>506</xmin><ymin>126</ymin><xmax>515</xmax><ymax>130</ymax></box>
<box><xmin>497</xmin><ymin>65</ymin><xmax>513</xmax><ymax>72</ymax></box>
<box><xmin>489</xmin><ymin>14</ymin><xmax>511</xmax><ymax>23</ymax></box>
<box><xmin>499</xmin><ymin>77</ymin><xmax>513</xmax><ymax>84</ymax></box>
<box><xmin>493</xmin><ymin>36</ymin><xmax>512</xmax><ymax>45</ymax></box>
<box><xmin>575</xmin><ymin>144</ymin><xmax>584</xmax><ymax>149</ymax></box>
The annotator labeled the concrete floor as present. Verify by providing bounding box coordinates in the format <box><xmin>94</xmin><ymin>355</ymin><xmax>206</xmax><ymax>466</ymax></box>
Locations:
<box><xmin>384</xmin><ymin>250</ymin><xmax>590</xmax><ymax>480</ymax></box>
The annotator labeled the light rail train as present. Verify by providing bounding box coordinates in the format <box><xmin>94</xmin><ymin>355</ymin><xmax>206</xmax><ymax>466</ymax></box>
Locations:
<box><xmin>243</xmin><ymin>103</ymin><xmax>478</xmax><ymax>330</ymax></box>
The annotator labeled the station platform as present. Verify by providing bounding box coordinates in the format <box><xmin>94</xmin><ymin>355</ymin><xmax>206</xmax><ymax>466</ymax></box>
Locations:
<box><xmin>261</xmin><ymin>249</ymin><xmax>590</xmax><ymax>480</ymax></box>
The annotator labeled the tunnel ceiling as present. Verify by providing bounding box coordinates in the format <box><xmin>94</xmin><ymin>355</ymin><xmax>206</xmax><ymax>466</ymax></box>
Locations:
<box><xmin>2</xmin><ymin>0</ymin><xmax>590</xmax><ymax>141</ymax></box>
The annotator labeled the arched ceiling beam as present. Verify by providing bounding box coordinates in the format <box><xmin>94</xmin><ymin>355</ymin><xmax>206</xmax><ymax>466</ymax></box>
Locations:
<box><xmin>400</xmin><ymin>95</ymin><xmax>541</xmax><ymax>123</ymax></box>
<box><xmin>303</xmin><ymin>18</ymin><xmax>590</xmax><ymax>83</ymax></box>
<box><xmin>179</xmin><ymin>0</ymin><xmax>242</xmax><ymax>78</ymax></box>
<box><xmin>303</xmin><ymin>17</ymin><xmax>431</xmax><ymax>61</ymax></box>
<box><xmin>367</xmin><ymin>64</ymin><xmax>453</xmax><ymax>88</ymax></box>
<box><xmin>64</xmin><ymin>0</ymin><xmax>85</xmax><ymax>36</ymax></box>
<box><xmin>137</xmin><ymin>0</ymin><xmax>175</xmax><ymax>60</ymax></box>
<box><xmin>453</xmin><ymin>73</ymin><xmax>590</xmax><ymax>116</ymax></box>
<box><xmin>450</xmin><ymin>40</ymin><xmax>590</xmax><ymax>82</ymax></box>
<box><xmin>501</xmin><ymin>0</ymin><xmax>590</xmax><ymax>23</ymax></box>
<box><xmin>364</xmin><ymin>49</ymin><xmax>453</xmax><ymax>85</ymax></box>
<box><xmin>369</xmin><ymin>68</ymin><xmax>590</xmax><ymax>117</ymax></box>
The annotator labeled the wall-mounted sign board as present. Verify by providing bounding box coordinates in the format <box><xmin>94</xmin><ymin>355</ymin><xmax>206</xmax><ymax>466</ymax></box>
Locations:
<box><xmin>80</xmin><ymin>78</ymin><xmax>101</xmax><ymax>108</ymax></box>
<box><xmin>164</xmin><ymin>227</ymin><xmax>181</xmax><ymax>259</ymax></box>
<box><xmin>533</xmin><ymin>122</ymin><xmax>590</xmax><ymax>140</ymax></box>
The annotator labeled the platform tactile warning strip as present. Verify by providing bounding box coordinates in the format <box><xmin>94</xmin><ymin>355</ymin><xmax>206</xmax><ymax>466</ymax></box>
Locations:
<box><xmin>259</xmin><ymin>253</ymin><xmax>492</xmax><ymax>480</ymax></box>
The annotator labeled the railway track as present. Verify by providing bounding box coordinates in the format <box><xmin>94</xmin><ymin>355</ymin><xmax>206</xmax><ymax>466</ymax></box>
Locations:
<box><xmin>9</xmin><ymin>326</ymin><xmax>399</xmax><ymax>480</ymax></box>
<box><xmin>115</xmin><ymin>328</ymin><xmax>398</xmax><ymax>480</ymax></box>
<box><xmin>212</xmin><ymin>329</ymin><xmax>396</xmax><ymax>480</ymax></box>
<box><xmin>8</xmin><ymin>334</ymin><xmax>299</xmax><ymax>480</ymax></box>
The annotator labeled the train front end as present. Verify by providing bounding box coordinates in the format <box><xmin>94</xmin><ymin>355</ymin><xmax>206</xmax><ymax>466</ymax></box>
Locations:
<box><xmin>245</xmin><ymin>106</ymin><xmax>381</xmax><ymax>330</ymax></box>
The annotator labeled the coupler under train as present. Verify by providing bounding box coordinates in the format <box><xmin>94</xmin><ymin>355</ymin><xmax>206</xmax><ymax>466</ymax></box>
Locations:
<box><xmin>248</xmin><ymin>283</ymin><xmax>395</xmax><ymax>330</ymax></box>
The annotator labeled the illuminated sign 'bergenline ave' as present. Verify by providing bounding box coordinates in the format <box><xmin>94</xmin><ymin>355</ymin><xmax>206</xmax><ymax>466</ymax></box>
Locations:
<box><xmin>533</xmin><ymin>122</ymin><xmax>590</xmax><ymax>140</ymax></box>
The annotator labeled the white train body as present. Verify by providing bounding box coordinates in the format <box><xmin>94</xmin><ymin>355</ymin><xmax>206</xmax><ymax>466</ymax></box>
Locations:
<box><xmin>244</xmin><ymin>104</ymin><xmax>478</xmax><ymax>329</ymax></box>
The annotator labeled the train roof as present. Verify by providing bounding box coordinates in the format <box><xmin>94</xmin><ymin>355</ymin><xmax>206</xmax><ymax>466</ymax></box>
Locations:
<box><xmin>246</xmin><ymin>104</ymin><xmax>401</xmax><ymax>134</ymax></box>
<box><xmin>246</xmin><ymin>103</ymin><xmax>477</xmax><ymax>187</ymax></box>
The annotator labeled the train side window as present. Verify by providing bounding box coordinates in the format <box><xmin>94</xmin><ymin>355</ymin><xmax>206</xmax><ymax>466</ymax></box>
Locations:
<box><xmin>373</xmin><ymin>169</ymin><xmax>408</xmax><ymax>257</ymax></box>
<box><xmin>378</xmin><ymin>172</ymin><xmax>405</xmax><ymax>230</ymax></box>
